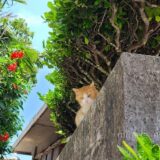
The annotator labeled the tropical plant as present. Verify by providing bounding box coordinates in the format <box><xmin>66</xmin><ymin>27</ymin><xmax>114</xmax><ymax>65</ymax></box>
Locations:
<box><xmin>118</xmin><ymin>133</ymin><xmax>160</xmax><ymax>160</ymax></box>
<box><xmin>0</xmin><ymin>0</ymin><xmax>39</xmax><ymax>157</ymax></box>
<box><xmin>41</xmin><ymin>0</ymin><xmax>160</xmax><ymax>136</ymax></box>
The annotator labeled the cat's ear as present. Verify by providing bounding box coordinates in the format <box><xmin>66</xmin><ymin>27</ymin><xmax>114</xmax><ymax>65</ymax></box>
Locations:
<box><xmin>72</xmin><ymin>88</ymin><xmax>78</xmax><ymax>93</ymax></box>
<box><xmin>90</xmin><ymin>81</ymin><xmax>95</xmax><ymax>87</ymax></box>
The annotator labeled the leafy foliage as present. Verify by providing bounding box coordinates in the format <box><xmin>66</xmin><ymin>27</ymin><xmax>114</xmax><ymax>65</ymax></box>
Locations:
<box><xmin>39</xmin><ymin>71</ymin><xmax>77</xmax><ymax>136</ymax></box>
<box><xmin>0</xmin><ymin>0</ymin><xmax>39</xmax><ymax>157</ymax></box>
<box><xmin>42</xmin><ymin>0</ymin><xmax>160</xmax><ymax>136</ymax></box>
<box><xmin>118</xmin><ymin>133</ymin><xmax>160</xmax><ymax>160</ymax></box>
<box><xmin>0</xmin><ymin>0</ymin><xmax>26</xmax><ymax>8</ymax></box>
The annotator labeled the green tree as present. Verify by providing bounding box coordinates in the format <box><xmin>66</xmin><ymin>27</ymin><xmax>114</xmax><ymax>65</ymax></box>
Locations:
<box><xmin>0</xmin><ymin>0</ymin><xmax>39</xmax><ymax>157</ymax></box>
<box><xmin>41</xmin><ymin>0</ymin><xmax>160</xmax><ymax>137</ymax></box>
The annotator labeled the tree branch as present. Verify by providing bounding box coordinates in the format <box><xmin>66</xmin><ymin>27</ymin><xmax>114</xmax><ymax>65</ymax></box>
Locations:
<box><xmin>97</xmin><ymin>33</ymin><xmax>117</xmax><ymax>49</ymax></box>
<box><xmin>109</xmin><ymin>3</ymin><xmax>121</xmax><ymax>52</ymax></box>
<box><xmin>83</xmin><ymin>57</ymin><xmax>109</xmax><ymax>76</ymax></box>
<box><xmin>78</xmin><ymin>65</ymin><xmax>94</xmax><ymax>82</ymax></box>
<box><xmin>97</xmin><ymin>9</ymin><xmax>108</xmax><ymax>32</ymax></box>
<box><xmin>128</xmin><ymin>0</ymin><xmax>150</xmax><ymax>52</ymax></box>
<box><xmin>145</xmin><ymin>1</ymin><xmax>159</xmax><ymax>8</ymax></box>
<box><xmin>84</xmin><ymin>44</ymin><xmax>111</xmax><ymax>66</ymax></box>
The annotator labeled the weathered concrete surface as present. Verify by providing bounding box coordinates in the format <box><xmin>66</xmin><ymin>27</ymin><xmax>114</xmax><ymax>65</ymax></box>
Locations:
<box><xmin>57</xmin><ymin>53</ymin><xmax>160</xmax><ymax>160</ymax></box>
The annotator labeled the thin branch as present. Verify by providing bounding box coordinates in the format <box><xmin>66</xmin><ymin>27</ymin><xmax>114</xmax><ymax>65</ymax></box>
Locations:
<box><xmin>97</xmin><ymin>33</ymin><xmax>117</xmax><ymax>49</ymax></box>
<box><xmin>97</xmin><ymin>9</ymin><xmax>108</xmax><ymax>32</ymax></box>
<box><xmin>77</xmin><ymin>49</ymin><xmax>109</xmax><ymax>76</ymax></box>
<box><xmin>84</xmin><ymin>44</ymin><xmax>111</xmax><ymax>66</ymax></box>
<box><xmin>66</xmin><ymin>65</ymin><xmax>90</xmax><ymax>84</ymax></box>
<box><xmin>156</xmin><ymin>44</ymin><xmax>160</xmax><ymax>56</ymax></box>
<box><xmin>78</xmin><ymin>65</ymin><xmax>94</xmax><ymax>82</ymax></box>
<box><xmin>128</xmin><ymin>0</ymin><xmax>150</xmax><ymax>52</ymax></box>
<box><xmin>66</xmin><ymin>102</ymin><xmax>76</xmax><ymax>114</ymax></box>
<box><xmin>90</xmin><ymin>68</ymin><xmax>102</xmax><ymax>87</ymax></box>
<box><xmin>124</xmin><ymin>1</ymin><xmax>139</xmax><ymax>44</ymax></box>
<box><xmin>149</xmin><ymin>23</ymin><xmax>160</xmax><ymax>37</ymax></box>
<box><xmin>109</xmin><ymin>3</ymin><xmax>121</xmax><ymax>52</ymax></box>
<box><xmin>76</xmin><ymin>60</ymin><xmax>92</xmax><ymax>84</ymax></box>
<box><xmin>2</xmin><ymin>0</ymin><xmax>8</xmax><ymax>8</ymax></box>
<box><xmin>92</xmin><ymin>51</ymin><xmax>100</xmax><ymax>67</ymax></box>
<box><xmin>156</xmin><ymin>49</ymin><xmax>160</xmax><ymax>56</ymax></box>
<box><xmin>0</xmin><ymin>28</ymin><xmax>7</xmax><ymax>40</ymax></box>
<box><xmin>83</xmin><ymin>57</ymin><xmax>109</xmax><ymax>76</ymax></box>
<box><xmin>63</xmin><ymin>59</ymin><xmax>83</xmax><ymax>81</ymax></box>
<box><xmin>145</xmin><ymin>1</ymin><xmax>159</xmax><ymax>8</ymax></box>
<box><xmin>133</xmin><ymin>0</ymin><xmax>144</xmax><ymax>2</ymax></box>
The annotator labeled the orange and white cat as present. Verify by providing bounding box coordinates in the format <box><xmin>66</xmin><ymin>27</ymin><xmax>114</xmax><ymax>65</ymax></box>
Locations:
<box><xmin>73</xmin><ymin>82</ymin><xmax>98</xmax><ymax>127</ymax></box>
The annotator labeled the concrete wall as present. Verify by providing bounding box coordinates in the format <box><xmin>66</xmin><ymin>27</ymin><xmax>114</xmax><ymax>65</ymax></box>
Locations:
<box><xmin>56</xmin><ymin>53</ymin><xmax>160</xmax><ymax>160</ymax></box>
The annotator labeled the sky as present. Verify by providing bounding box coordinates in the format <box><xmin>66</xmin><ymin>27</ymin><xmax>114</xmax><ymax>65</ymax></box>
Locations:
<box><xmin>5</xmin><ymin>0</ymin><xmax>54</xmax><ymax>159</ymax></box>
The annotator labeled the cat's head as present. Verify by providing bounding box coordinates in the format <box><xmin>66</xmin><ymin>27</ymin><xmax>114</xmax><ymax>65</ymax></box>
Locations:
<box><xmin>73</xmin><ymin>82</ymin><xmax>98</xmax><ymax>107</ymax></box>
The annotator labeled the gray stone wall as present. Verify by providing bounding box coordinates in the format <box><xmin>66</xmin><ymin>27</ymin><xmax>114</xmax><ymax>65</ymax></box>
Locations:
<box><xmin>57</xmin><ymin>53</ymin><xmax>160</xmax><ymax>160</ymax></box>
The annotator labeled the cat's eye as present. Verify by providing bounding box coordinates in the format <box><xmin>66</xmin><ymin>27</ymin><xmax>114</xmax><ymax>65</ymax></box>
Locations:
<box><xmin>87</xmin><ymin>94</ymin><xmax>91</xmax><ymax>97</ymax></box>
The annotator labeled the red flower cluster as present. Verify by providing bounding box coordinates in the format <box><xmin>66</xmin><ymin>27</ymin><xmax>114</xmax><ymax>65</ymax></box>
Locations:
<box><xmin>7</xmin><ymin>50</ymin><xmax>24</xmax><ymax>72</ymax></box>
<box><xmin>11</xmin><ymin>51</ymin><xmax>24</xmax><ymax>59</ymax></box>
<box><xmin>7</xmin><ymin>62</ymin><xmax>17</xmax><ymax>72</ymax></box>
<box><xmin>0</xmin><ymin>132</ymin><xmax>9</xmax><ymax>142</ymax></box>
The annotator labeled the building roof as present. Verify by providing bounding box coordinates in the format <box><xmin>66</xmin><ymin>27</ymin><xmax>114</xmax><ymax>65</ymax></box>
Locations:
<box><xmin>4</xmin><ymin>159</ymin><xmax>19</xmax><ymax>160</ymax></box>
<box><xmin>13</xmin><ymin>104</ymin><xmax>60</xmax><ymax>155</ymax></box>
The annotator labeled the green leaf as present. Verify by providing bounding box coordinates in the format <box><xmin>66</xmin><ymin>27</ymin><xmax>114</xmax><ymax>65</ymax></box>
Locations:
<box><xmin>104</xmin><ymin>1</ymin><xmax>111</xmax><ymax>8</ymax></box>
<box><xmin>94</xmin><ymin>0</ymin><xmax>101</xmax><ymax>6</ymax></box>
<box><xmin>134</xmin><ymin>133</ymin><xmax>153</xmax><ymax>159</ymax></box>
<box><xmin>122</xmin><ymin>141</ymin><xmax>140</xmax><ymax>160</ymax></box>
<box><xmin>152</xmin><ymin>145</ymin><xmax>160</xmax><ymax>158</ymax></box>
<box><xmin>155</xmin><ymin>16</ymin><xmax>160</xmax><ymax>22</ymax></box>
<box><xmin>84</xmin><ymin>37</ymin><xmax>89</xmax><ymax>45</ymax></box>
<box><xmin>13</xmin><ymin>0</ymin><xmax>26</xmax><ymax>4</ymax></box>
<box><xmin>56</xmin><ymin>130</ymin><xmax>65</xmax><ymax>136</ymax></box>
<box><xmin>0</xmin><ymin>57</ymin><xmax>7</xmax><ymax>63</ymax></box>
<box><xmin>60</xmin><ymin>137</ymin><xmax>68</xmax><ymax>144</ymax></box>
<box><xmin>25</xmin><ymin>49</ymin><xmax>38</xmax><ymax>63</ymax></box>
<box><xmin>145</xmin><ymin>7</ymin><xmax>160</xmax><ymax>20</ymax></box>
<box><xmin>47</xmin><ymin>2</ymin><xmax>53</xmax><ymax>9</ymax></box>
<box><xmin>155</xmin><ymin>35</ymin><xmax>160</xmax><ymax>42</ymax></box>
<box><xmin>117</xmin><ymin>145</ymin><xmax>134</xmax><ymax>160</ymax></box>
